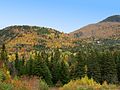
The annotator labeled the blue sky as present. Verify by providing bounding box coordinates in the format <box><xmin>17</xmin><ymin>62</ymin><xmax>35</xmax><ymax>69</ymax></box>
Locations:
<box><xmin>0</xmin><ymin>0</ymin><xmax>120</xmax><ymax>33</ymax></box>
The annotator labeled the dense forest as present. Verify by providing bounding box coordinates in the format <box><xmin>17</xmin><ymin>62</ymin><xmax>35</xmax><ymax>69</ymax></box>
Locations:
<box><xmin>0</xmin><ymin>43</ymin><xmax>120</xmax><ymax>90</ymax></box>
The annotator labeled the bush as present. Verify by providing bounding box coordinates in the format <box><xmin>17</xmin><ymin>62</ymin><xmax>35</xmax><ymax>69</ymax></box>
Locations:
<box><xmin>0</xmin><ymin>70</ymin><xmax>5</xmax><ymax>81</ymax></box>
<box><xmin>0</xmin><ymin>82</ymin><xmax>13</xmax><ymax>90</ymax></box>
<box><xmin>60</xmin><ymin>76</ymin><xmax>119</xmax><ymax>90</ymax></box>
<box><xmin>39</xmin><ymin>79</ymin><xmax>49</xmax><ymax>90</ymax></box>
<box><xmin>11</xmin><ymin>78</ymin><xmax>29</xmax><ymax>90</ymax></box>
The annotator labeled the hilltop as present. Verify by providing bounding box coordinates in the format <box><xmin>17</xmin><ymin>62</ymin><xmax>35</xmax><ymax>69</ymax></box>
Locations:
<box><xmin>0</xmin><ymin>25</ymin><xmax>74</xmax><ymax>52</ymax></box>
<box><xmin>100</xmin><ymin>15</ymin><xmax>120</xmax><ymax>23</ymax></box>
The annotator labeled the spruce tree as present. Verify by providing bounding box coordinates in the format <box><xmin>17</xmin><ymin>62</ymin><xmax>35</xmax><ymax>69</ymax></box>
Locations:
<box><xmin>34</xmin><ymin>53</ymin><xmax>53</xmax><ymax>85</ymax></box>
<box><xmin>116</xmin><ymin>56</ymin><xmax>120</xmax><ymax>82</ymax></box>
<box><xmin>15</xmin><ymin>55</ymin><xmax>26</xmax><ymax>76</ymax></box>
<box><xmin>100</xmin><ymin>51</ymin><xmax>118</xmax><ymax>84</ymax></box>
<box><xmin>14</xmin><ymin>52</ymin><xmax>21</xmax><ymax>76</ymax></box>
<box><xmin>60</xmin><ymin>60</ymin><xmax>70</xmax><ymax>84</ymax></box>
<box><xmin>1</xmin><ymin>44</ymin><xmax>8</xmax><ymax>66</ymax></box>
<box><xmin>50</xmin><ymin>49</ymin><xmax>61</xmax><ymax>84</ymax></box>
<box><xmin>26</xmin><ymin>55</ymin><xmax>34</xmax><ymax>76</ymax></box>
<box><xmin>114</xmin><ymin>51</ymin><xmax>120</xmax><ymax>82</ymax></box>
<box><xmin>74</xmin><ymin>51</ymin><xmax>86</xmax><ymax>78</ymax></box>
<box><xmin>87</xmin><ymin>51</ymin><xmax>101</xmax><ymax>83</ymax></box>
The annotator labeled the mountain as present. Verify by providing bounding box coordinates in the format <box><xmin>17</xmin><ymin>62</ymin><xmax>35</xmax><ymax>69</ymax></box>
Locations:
<box><xmin>70</xmin><ymin>15</ymin><xmax>120</xmax><ymax>40</ymax></box>
<box><xmin>100</xmin><ymin>15</ymin><xmax>120</xmax><ymax>23</ymax></box>
<box><xmin>0</xmin><ymin>15</ymin><xmax>120</xmax><ymax>52</ymax></box>
<box><xmin>0</xmin><ymin>25</ymin><xmax>74</xmax><ymax>52</ymax></box>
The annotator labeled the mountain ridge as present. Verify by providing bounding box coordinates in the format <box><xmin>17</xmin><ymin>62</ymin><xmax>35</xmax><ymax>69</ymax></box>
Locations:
<box><xmin>0</xmin><ymin>15</ymin><xmax>120</xmax><ymax>52</ymax></box>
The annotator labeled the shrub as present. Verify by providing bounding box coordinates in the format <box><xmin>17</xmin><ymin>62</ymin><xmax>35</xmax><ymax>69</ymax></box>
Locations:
<box><xmin>0</xmin><ymin>70</ymin><xmax>5</xmax><ymax>81</ymax></box>
<box><xmin>0</xmin><ymin>82</ymin><xmax>13</xmax><ymax>90</ymax></box>
<box><xmin>11</xmin><ymin>79</ymin><xmax>28</xmax><ymax>90</ymax></box>
<box><xmin>60</xmin><ymin>76</ymin><xmax>119</xmax><ymax>90</ymax></box>
<box><xmin>39</xmin><ymin>79</ymin><xmax>49</xmax><ymax>90</ymax></box>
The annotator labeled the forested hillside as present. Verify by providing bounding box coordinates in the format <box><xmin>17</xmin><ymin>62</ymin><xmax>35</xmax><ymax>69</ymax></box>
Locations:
<box><xmin>0</xmin><ymin>25</ymin><xmax>74</xmax><ymax>53</ymax></box>
<box><xmin>0</xmin><ymin>15</ymin><xmax>120</xmax><ymax>90</ymax></box>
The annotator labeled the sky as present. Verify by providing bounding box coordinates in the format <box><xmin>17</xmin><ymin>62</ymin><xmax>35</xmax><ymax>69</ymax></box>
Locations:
<box><xmin>0</xmin><ymin>0</ymin><xmax>120</xmax><ymax>33</ymax></box>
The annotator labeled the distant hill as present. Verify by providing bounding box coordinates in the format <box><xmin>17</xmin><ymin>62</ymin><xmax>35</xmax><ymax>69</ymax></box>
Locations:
<box><xmin>0</xmin><ymin>15</ymin><xmax>120</xmax><ymax>52</ymax></box>
<box><xmin>0</xmin><ymin>25</ymin><xmax>74</xmax><ymax>52</ymax></box>
<box><xmin>70</xmin><ymin>15</ymin><xmax>120</xmax><ymax>40</ymax></box>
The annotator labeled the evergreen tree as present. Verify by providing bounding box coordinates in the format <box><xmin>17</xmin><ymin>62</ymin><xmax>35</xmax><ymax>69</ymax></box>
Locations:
<box><xmin>100</xmin><ymin>51</ymin><xmax>118</xmax><ymax>84</ymax></box>
<box><xmin>69</xmin><ymin>54</ymin><xmax>76</xmax><ymax>79</ymax></box>
<box><xmin>34</xmin><ymin>53</ymin><xmax>53</xmax><ymax>85</ymax></box>
<box><xmin>87</xmin><ymin>51</ymin><xmax>101</xmax><ymax>83</ymax></box>
<box><xmin>60</xmin><ymin>60</ymin><xmax>70</xmax><ymax>84</ymax></box>
<box><xmin>50</xmin><ymin>49</ymin><xmax>61</xmax><ymax>84</ymax></box>
<box><xmin>15</xmin><ymin>52</ymin><xmax>19</xmax><ymax>75</ymax></box>
<box><xmin>1</xmin><ymin>44</ymin><xmax>8</xmax><ymax>66</ymax></box>
<box><xmin>15</xmin><ymin>55</ymin><xmax>25</xmax><ymax>76</ymax></box>
<box><xmin>74</xmin><ymin>51</ymin><xmax>86</xmax><ymax>78</ymax></box>
<box><xmin>114</xmin><ymin>51</ymin><xmax>120</xmax><ymax>82</ymax></box>
<box><xmin>116</xmin><ymin>56</ymin><xmax>120</xmax><ymax>82</ymax></box>
<box><xmin>26</xmin><ymin>55</ymin><xmax>34</xmax><ymax>76</ymax></box>
<box><xmin>20</xmin><ymin>56</ymin><xmax>26</xmax><ymax>75</ymax></box>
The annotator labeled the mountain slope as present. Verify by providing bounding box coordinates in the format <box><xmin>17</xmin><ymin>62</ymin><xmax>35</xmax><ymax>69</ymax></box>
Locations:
<box><xmin>70</xmin><ymin>22</ymin><xmax>120</xmax><ymax>39</ymax></box>
<box><xmin>70</xmin><ymin>15</ymin><xmax>120</xmax><ymax>40</ymax></box>
<box><xmin>0</xmin><ymin>25</ymin><xmax>74</xmax><ymax>52</ymax></box>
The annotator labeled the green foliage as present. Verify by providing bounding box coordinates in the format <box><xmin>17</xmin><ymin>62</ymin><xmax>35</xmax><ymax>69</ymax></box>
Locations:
<box><xmin>1</xmin><ymin>44</ymin><xmax>8</xmax><ymax>66</ymax></box>
<box><xmin>114</xmin><ymin>51</ymin><xmax>120</xmax><ymax>82</ymax></box>
<box><xmin>60</xmin><ymin>60</ymin><xmax>70</xmax><ymax>84</ymax></box>
<box><xmin>37</xmin><ymin>27</ymin><xmax>50</xmax><ymax>35</ymax></box>
<box><xmin>15</xmin><ymin>54</ymin><xmax>26</xmax><ymax>76</ymax></box>
<box><xmin>73</xmin><ymin>51</ymin><xmax>86</xmax><ymax>78</ymax></box>
<box><xmin>0</xmin><ymin>69</ymin><xmax>13</xmax><ymax>90</ymax></box>
<box><xmin>50</xmin><ymin>49</ymin><xmax>61</xmax><ymax>84</ymax></box>
<box><xmin>7</xmin><ymin>48</ymin><xmax>120</xmax><ymax>86</ymax></box>
<box><xmin>87</xmin><ymin>51</ymin><xmax>101</xmax><ymax>83</ymax></box>
<box><xmin>26</xmin><ymin>55</ymin><xmax>34</xmax><ymax>76</ymax></box>
<box><xmin>15</xmin><ymin>52</ymin><xmax>19</xmax><ymax>75</ymax></box>
<box><xmin>39</xmin><ymin>79</ymin><xmax>49</xmax><ymax>90</ymax></box>
<box><xmin>100</xmin><ymin>51</ymin><xmax>118</xmax><ymax>83</ymax></box>
<box><xmin>34</xmin><ymin>53</ymin><xmax>53</xmax><ymax>85</ymax></box>
<box><xmin>0</xmin><ymin>70</ymin><xmax>5</xmax><ymax>82</ymax></box>
<box><xmin>0</xmin><ymin>82</ymin><xmax>13</xmax><ymax>90</ymax></box>
<box><xmin>1</xmin><ymin>43</ymin><xmax>120</xmax><ymax>89</ymax></box>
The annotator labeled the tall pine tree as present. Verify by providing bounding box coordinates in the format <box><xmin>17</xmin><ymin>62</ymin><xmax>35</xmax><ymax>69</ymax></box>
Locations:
<box><xmin>1</xmin><ymin>44</ymin><xmax>8</xmax><ymax>67</ymax></box>
<box><xmin>87</xmin><ymin>51</ymin><xmax>101</xmax><ymax>83</ymax></box>
<box><xmin>50</xmin><ymin>49</ymin><xmax>61</xmax><ymax>84</ymax></box>
<box><xmin>60</xmin><ymin>60</ymin><xmax>70</xmax><ymax>84</ymax></box>
<box><xmin>100</xmin><ymin>51</ymin><xmax>118</xmax><ymax>84</ymax></box>
<box><xmin>34</xmin><ymin>53</ymin><xmax>53</xmax><ymax>85</ymax></box>
<box><xmin>74</xmin><ymin>51</ymin><xmax>86</xmax><ymax>78</ymax></box>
